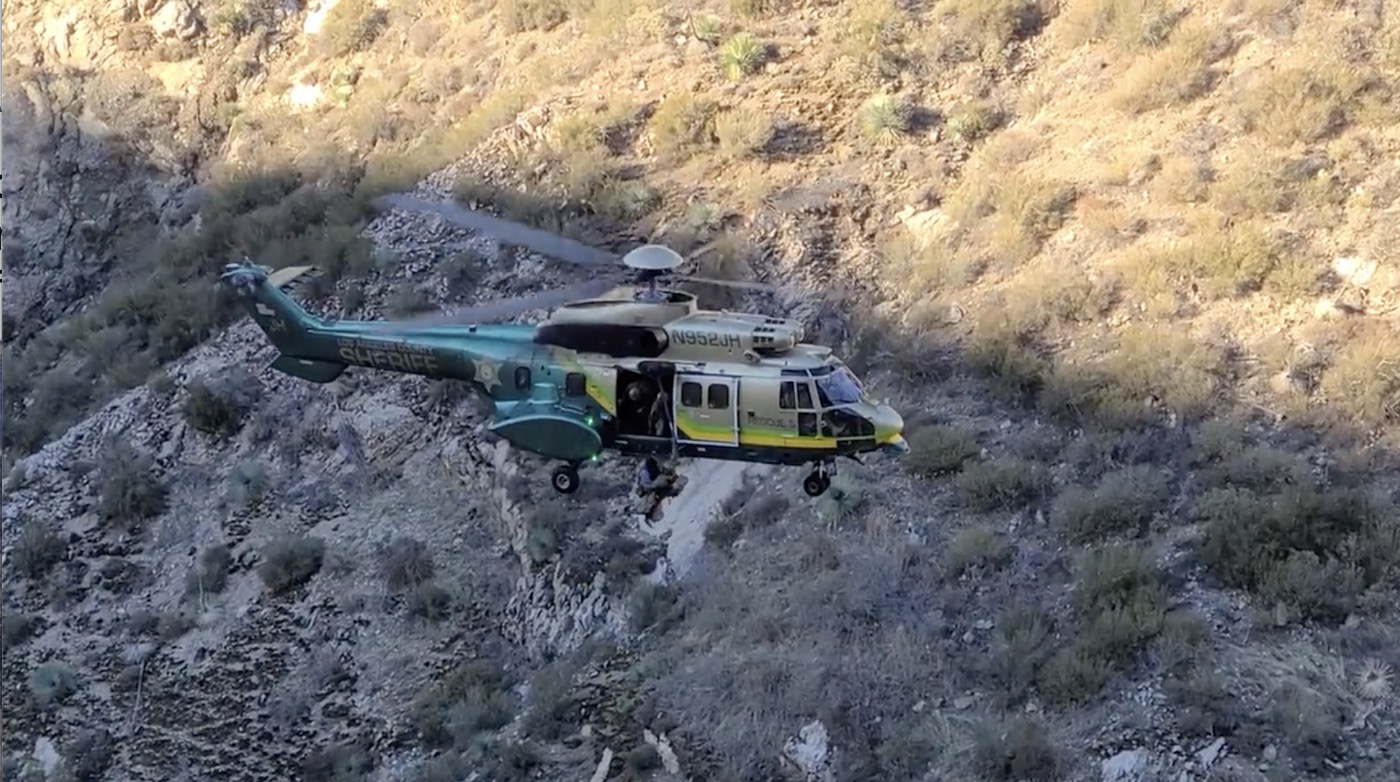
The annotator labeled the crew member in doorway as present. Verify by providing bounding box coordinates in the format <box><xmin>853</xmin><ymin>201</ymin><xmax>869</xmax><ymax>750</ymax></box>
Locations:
<box><xmin>649</xmin><ymin>386</ymin><xmax>672</xmax><ymax>439</ymax></box>
<box><xmin>635</xmin><ymin>455</ymin><xmax>686</xmax><ymax>523</ymax></box>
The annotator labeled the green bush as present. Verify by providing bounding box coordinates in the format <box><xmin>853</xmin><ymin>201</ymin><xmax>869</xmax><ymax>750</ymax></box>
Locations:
<box><xmin>954</xmin><ymin>458</ymin><xmax>1052</xmax><ymax>512</ymax></box>
<box><xmin>410</xmin><ymin>659</ymin><xmax>517</xmax><ymax>750</ymax></box>
<box><xmin>904</xmin><ymin>424</ymin><xmax>981</xmax><ymax>477</ymax></box>
<box><xmin>181</xmin><ymin>381</ymin><xmax>249</xmax><ymax>438</ymax></box>
<box><xmin>12</xmin><ymin>520</ymin><xmax>66</xmax><ymax>580</ymax></box>
<box><xmin>185</xmin><ymin>544</ymin><xmax>233</xmax><ymax>599</ymax></box>
<box><xmin>945</xmin><ymin>526</ymin><xmax>1015</xmax><ymax>576</ymax></box>
<box><xmin>97</xmin><ymin>441</ymin><xmax>169</xmax><ymax>528</ymax></box>
<box><xmin>1039</xmin><ymin>544</ymin><xmax>1167</xmax><ymax>705</ymax></box>
<box><xmin>1051</xmin><ymin>464</ymin><xmax>1171</xmax><ymax>542</ymax></box>
<box><xmin>257</xmin><ymin>535</ymin><xmax>326</xmax><ymax>595</ymax></box>
<box><xmin>1196</xmin><ymin>483</ymin><xmax>1395</xmax><ymax>622</ymax></box>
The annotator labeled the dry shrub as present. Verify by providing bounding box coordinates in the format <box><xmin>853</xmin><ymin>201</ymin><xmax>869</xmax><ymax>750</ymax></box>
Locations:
<box><xmin>498</xmin><ymin>0</ymin><xmax>570</xmax><ymax>32</ymax></box>
<box><xmin>319</xmin><ymin>0</ymin><xmax>387</xmax><ymax>56</ymax></box>
<box><xmin>648</xmin><ymin>94</ymin><xmax>718</xmax><ymax>161</ymax></box>
<box><xmin>1236</xmin><ymin>61</ymin><xmax>1376</xmax><ymax>146</ymax></box>
<box><xmin>1001</xmin><ymin>264</ymin><xmax>1116</xmax><ymax>334</ymax></box>
<box><xmin>1041</xmin><ymin>324</ymin><xmax>1230</xmax><ymax>427</ymax></box>
<box><xmin>933</xmin><ymin>0</ymin><xmax>1048</xmax><ymax>65</ymax></box>
<box><xmin>844</xmin><ymin>0</ymin><xmax>911</xmax><ymax>79</ymax></box>
<box><xmin>904</xmin><ymin>424</ymin><xmax>981</xmax><ymax>477</ymax></box>
<box><xmin>1117</xmin><ymin>214</ymin><xmax>1285</xmax><ymax>301</ymax></box>
<box><xmin>715</xmin><ymin>110</ymin><xmax>775</xmax><ymax>161</ymax></box>
<box><xmin>1058</xmin><ymin>0</ymin><xmax>1181</xmax><ymax>50</ymax></box>
<box><xmin>1314</xmin><ymin>322</ymin><xmax>1400</xmax><ymax>428</ymax></box>
<box><xmin>946</xmin><ymin>169</ymin><xmax>1077</xmax><ymax>270</ymax></box>
<box><xmin>1151</xmin><ymin>155</ymin><xmax>1212</xmax><ymax>204</ymax></box>
<box><xmin>1209</xmin><ymin>143</ymin><xmax>1346</xmax><ymax>219</ymax></box>
<box><xmin>1110</xmin><ymin>18</ymin><xmax>1228</xmax><ymax>113</ymax></box>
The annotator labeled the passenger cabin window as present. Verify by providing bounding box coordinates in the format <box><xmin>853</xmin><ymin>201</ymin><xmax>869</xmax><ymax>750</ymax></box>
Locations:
<box><xmin>779</xmin><ymin>381</ymin><xmax>796</xmax><ymax>410</ymax></box>
<box><xmin>680</xmin><ymin>381</ymin><xmax>703</xmax><ymax>408</ymax></box>
<box><xmin>514</xmin><ymin>367</ymin><xmax>532</xmax><ymax>390</ymax></box>
<box><xmin>565</xmin><ymin>372</ymin><xmax>586</xmax><ymax>396</ymax></box>
<box><xmin>796</xmin><ymin>383</ymin><xmax>814</xmax><ymax>410</ymax></box>
<box><xmin>708</xmin><ymin>383</ymin><xmax>730</xmax><ymax>410</ymax></box>
<box><xmin>798</xmin><ymin>412</ymin><xmax>819</xmax><ymax>437</ymax></box>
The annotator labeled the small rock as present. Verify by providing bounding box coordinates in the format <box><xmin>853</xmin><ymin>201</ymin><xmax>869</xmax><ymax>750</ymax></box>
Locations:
<box><xmin>973</xmin><ymin>619</ymin><xmax>994</xmax><ymax>630</ymax></box>
<box><xmin>952</xmin><ymin>695</ymin><xmax>975</xmax><ymax>710</ymax></box>
<box><xmin>1101</xmin><ymin>749</ymin><xmax>1150</xmax><ymax>781</ymax></box>
<box><xmin>32</xmin><ymin>738</ymin><xmax>60</xmax><ymax>776</ymax></box>
<box><xmin>781</xmin><ymin>720</ymin><xmax>834</xmax><ymax>782</ymax></box>
<box><xmin>1262</xmin><ymin>745</ymin><xmax>1278</xmax><ymax>762</ymax></box>
<box><xmin>1197</xmin><ymin>737</ymin><xmax>1227</xmax><ymax>768</ymax></box>
<box><xmin>589</xmin><ymin>748</ymin><xmax>613</xmax><ymax>782</ymax></box>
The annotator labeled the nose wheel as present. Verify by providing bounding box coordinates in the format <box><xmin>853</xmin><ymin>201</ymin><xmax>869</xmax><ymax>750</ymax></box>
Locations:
<box><xmin>551</xmin><ymin>463</ymin><xmax>580</xmax><ymax>495</ymax></box>
<box><xmin>802</xmin><ymin>461</ymin><xmax>835</xmax><ymax>497</ymax></box>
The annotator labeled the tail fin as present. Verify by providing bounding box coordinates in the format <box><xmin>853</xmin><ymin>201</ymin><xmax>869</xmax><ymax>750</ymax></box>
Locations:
<box><xmin>219</xmin><ymin>261</ymin><xmax>321</xmax><ymax>353</ymax></box>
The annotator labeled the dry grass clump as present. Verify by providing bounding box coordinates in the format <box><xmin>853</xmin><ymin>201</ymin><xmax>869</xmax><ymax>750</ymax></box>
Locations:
<box><xmin>932</xmin><ymin>0</ymin><xmax>1048</xmax><ymax>65</ymax></box>
<box><xmin>944</xmin><ymin>99</ymin><xmax>1007</xmax><ymax>144</ymax></box>
<box><xmin>1058</xmin><ymin>0</ymin><xmax>1181</xmax><ymax>50</ymax></box>
<box><xmin>944</xmin><ymin>163</ymin><xmax>1077</xmax><ymax>271</ymax></box>
<box><xmin>498</xmin><ymin>0</ymin><xmax>570</xmax><ymax>33</ymax></box>
<box><xmin>1058</xmin><ymin>324</ymin><xmax>1230</xmax><ymax>426</ymax></box>
<box><xmin>1117</xmin><ymin>215</ymin><xmax>1287</xmax><ymax>302</ymax></box>
<box><xmin>844</xmin><ymin>0</ymin><xmax>911</xmax><ymax>79</ymax></box>
<box><xmin>1110</xmin><ymin>18</ymin><xmax>1227</xmax><ymax>113</ymax></box>
<box><xmin>1235</xmin><ymin>61</ymin><xmax>1376</xmax><ymax>146</ymax></box>
<box><xmin>1314</xmin><ymin>322</ymin><xmax>1400</xmax><ymax>428</ymax></box>
<box><xmin>1000</xmin><ymin>264</ymin><xmax>1116</xmax><ymax>334</ymax></box>
<box><xmin>1208</xmin><ymin>144</ymin><xmax>1346</xmax><ymax>221</ymax></box>
<box><xmin>648</xmin><ymin>94</ymin><xmax>718</xmax><ymax>161</ymax></box>
<box><xmin>714</xmin><ymin>109</ymin><xmax>775</xmax><ymax>161</ymax></box>
<box><xmin>945</xmin><ymin>525</ymin><xmax>1016</xmax><ymax>575</ymax></box>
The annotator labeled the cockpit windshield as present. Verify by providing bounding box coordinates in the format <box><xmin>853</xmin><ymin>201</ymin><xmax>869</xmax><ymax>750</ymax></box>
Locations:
<box><xmin>816</xmin><ymin>365</ymin><xmax>863</xmax><ymax>406</ymax></box>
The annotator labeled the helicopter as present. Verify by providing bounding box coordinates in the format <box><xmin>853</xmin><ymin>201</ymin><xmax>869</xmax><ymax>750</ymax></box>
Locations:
<box><xmin>219</xmin><ymin>192</ymin><xmax>908</xmax><ymax>498</ymax></box>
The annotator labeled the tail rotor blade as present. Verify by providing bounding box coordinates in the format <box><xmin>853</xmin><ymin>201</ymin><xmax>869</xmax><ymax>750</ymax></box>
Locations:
<box><xmin>372</xmin><ymin>193</ymin><xmax>622</xmax><ymax>269</ymax></box>
<box><xmin>368</xmin><ymin>279</ymin><xmax>621</xmax><ymax>330</ymax></box>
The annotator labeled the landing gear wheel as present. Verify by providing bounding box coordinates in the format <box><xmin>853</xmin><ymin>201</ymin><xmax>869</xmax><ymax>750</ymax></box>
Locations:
<box><xmin>551</xmin><ymin>465</ymin><xmax>580</xmax><ymax>495</ymax></box>
<box><xmin>803</xmin><ymin>472</ymin><xmax>831</xmax><ymax>497</ymax></box>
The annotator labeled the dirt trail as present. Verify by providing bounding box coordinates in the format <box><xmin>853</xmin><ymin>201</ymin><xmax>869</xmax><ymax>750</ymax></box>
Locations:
<box><xmin>644</xmin><ymin>459</ymin><xmax>774</xmax><ymax>580</ymax></box>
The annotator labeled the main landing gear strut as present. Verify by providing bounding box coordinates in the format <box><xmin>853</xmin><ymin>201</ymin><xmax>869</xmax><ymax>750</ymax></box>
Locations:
<box><xmin>802</xmin><ymin>460</ymin><xmax>837</xmax><ymax>497</ymax></box>
<box><xmin>551</xmin><ymin>463</ymin><xmax>581</xmax><ymax>495</ymax></box>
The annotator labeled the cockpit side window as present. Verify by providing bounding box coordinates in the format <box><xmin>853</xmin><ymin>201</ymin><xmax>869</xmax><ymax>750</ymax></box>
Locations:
<box><xmin>779</xmin><ymin>381</ymin><xmax>796</xmax><ymax>410</ymax></box>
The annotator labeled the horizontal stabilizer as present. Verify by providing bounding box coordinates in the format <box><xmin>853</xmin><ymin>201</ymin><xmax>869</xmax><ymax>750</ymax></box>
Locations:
<box><xmin>270</xmin><ymin>353</ymin><xmax>346</xmax><ymax>383</ymax></box>
<box><xmin>267</xmin><ymin>265</ymin><xmax>318</xmax><ymax>290</ymax></box>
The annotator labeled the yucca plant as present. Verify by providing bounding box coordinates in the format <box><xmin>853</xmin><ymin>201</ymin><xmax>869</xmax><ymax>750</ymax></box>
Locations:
<box><xmin>719</xmin><ymin>32</ymin><xmax>765</xmax><ymax>80</ymax></box>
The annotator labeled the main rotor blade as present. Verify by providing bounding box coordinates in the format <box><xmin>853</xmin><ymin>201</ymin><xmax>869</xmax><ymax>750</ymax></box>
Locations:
<box><xmin>369</xmin><ymin>279</ymin><xmax>621</xmax><ymax>330</ymax></box>
<box><xmin>674</xmin><ymin>275</ymin><xmax>779</xmax><ymax>293</ymax></box>
<box><xmin>372</xmin><ymin>193</ymin><xmax>622</xmax><ymax>269</ymax></box>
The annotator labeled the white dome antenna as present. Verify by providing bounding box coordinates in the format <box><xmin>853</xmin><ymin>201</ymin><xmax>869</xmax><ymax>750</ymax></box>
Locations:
<box><xmin>622</xmin><ymin>245</ymin><xmax>684</xmax><ymax>273</ymax></box>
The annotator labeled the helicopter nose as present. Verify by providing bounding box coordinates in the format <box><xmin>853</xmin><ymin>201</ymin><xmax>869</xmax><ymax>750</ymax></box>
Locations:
<box><xmin>872</xmin><ymin>404</ymin><xmax>908</xmax><ymax>455</ymax></box>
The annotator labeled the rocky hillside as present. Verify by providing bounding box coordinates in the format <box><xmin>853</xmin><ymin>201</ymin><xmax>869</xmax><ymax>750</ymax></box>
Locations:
<box><xmin>4</xmin><ymin>0</ymin><xmax>1400</xmax><ymax>781</ymax></box>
